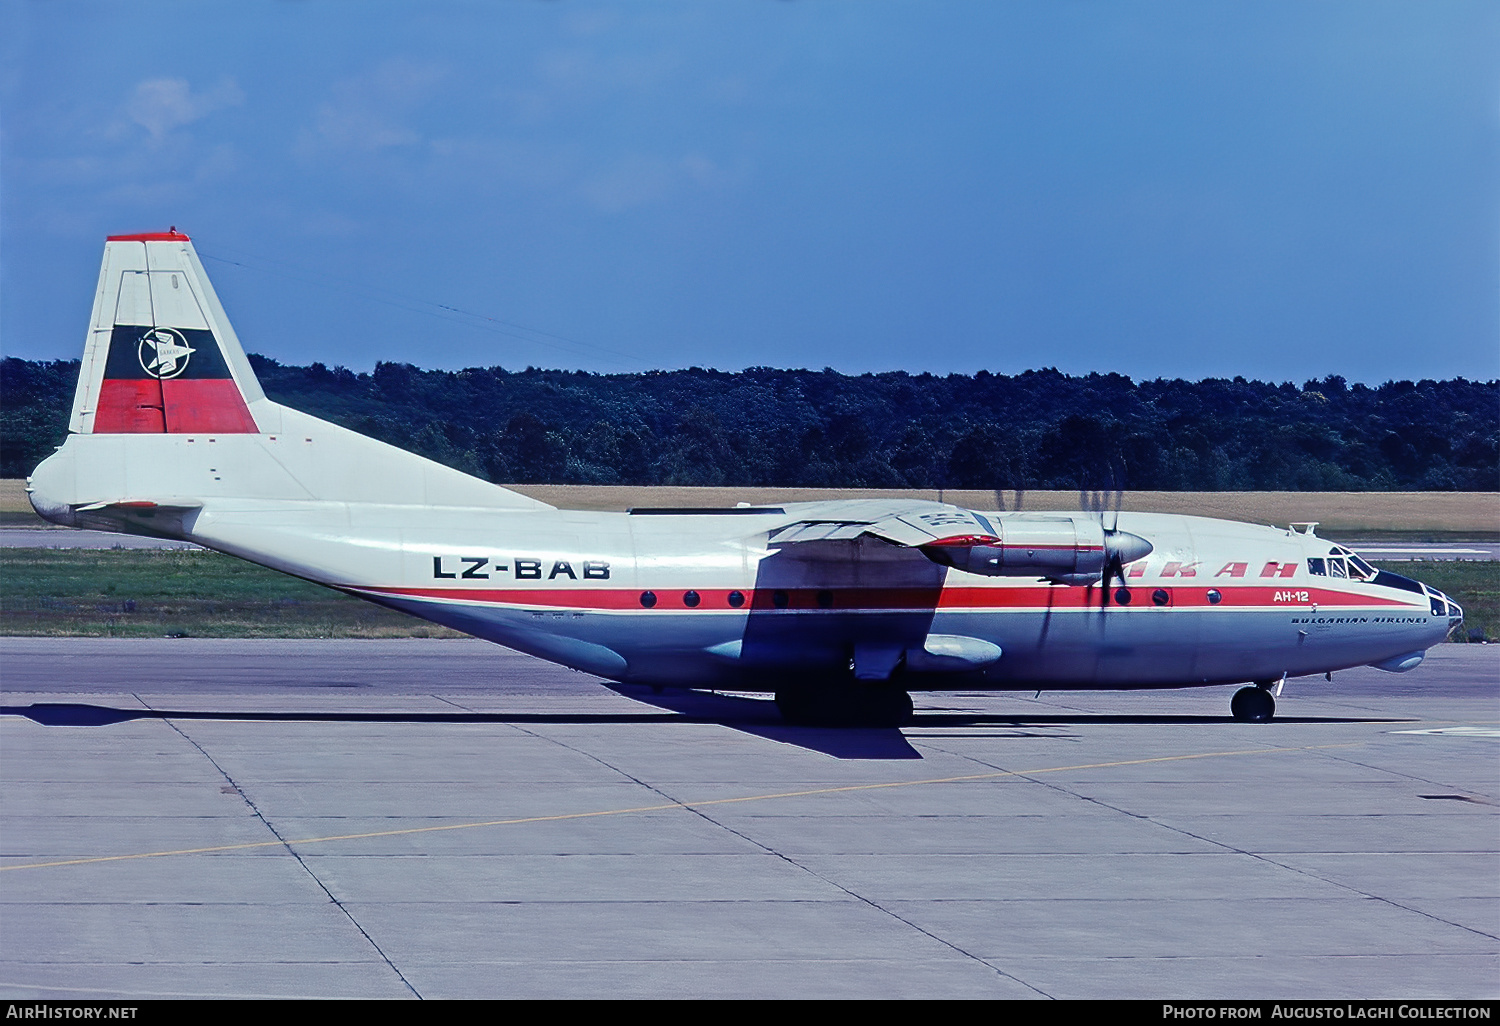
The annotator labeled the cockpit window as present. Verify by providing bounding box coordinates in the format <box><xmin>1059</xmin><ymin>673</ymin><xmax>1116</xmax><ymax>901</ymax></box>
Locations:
<box><xmin>1317</xmin><ymin>546</ymin><xmax>1376</xmax><ymax>582</ymax></box>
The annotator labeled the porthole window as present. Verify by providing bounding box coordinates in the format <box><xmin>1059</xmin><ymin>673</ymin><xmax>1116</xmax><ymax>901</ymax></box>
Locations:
<box><xmin>773</xmin><ymin>590</ymin><xmax>790</xmax><ymax>609</ymax></box>
<box><xmin>728</xmin><ymin>591</ymin><xmax>745</xmax><ymax>608</ymax></box>
<box><xmin>817</xmin><ymin>590</ymin><xmax>834</xmax><ymax>609</ymax></box>
<box><xmin>1114</xmin><ymin>588</ymin><xmax>1132</xmax><ymax>605</ymax></box>
<box><xmin>683</xmin><ymin>590</ymin><xmax>701</xmax><ymax>608</ymax></box>
<box><xmin>1207</xmin><ymin>589</ymin><xmax>1222</xmax><ymax>605</ymax></box>
<box><xmin>639</xmin><ymin>591</ymin><xmax>657</xmax><ymax>608</ymax></box>
<box><xmin>1152</xmin><ymin>589</ymin><xmax>1170</xmax><ymax>606</ymax></box>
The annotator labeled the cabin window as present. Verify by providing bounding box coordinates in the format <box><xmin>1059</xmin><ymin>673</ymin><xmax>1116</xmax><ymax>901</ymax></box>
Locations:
<box><xmin>1206</xmin><ymin>589</ymin><xmax>1222</xmax><ymax>604</ymax></box>
<box><xmin>683</xmin><ymin>590</ymin><xmax>701</xmax><ymax>607</ymax></box>
<box><xmin>728</xmin><ymin>591</ymin><xmax>745</xmax><ymax>608</ymax></box>
<box><xmin>773</xmin><ymin>590</ymin><xmax>790</xmax><ymax>609</ymax></box>
<box><xmin>1306</xmin><ymin>558</ymin><xmax>1326</xmax><ymax>576</ymax></box>
<box><xmin>639</xmin><ymin>591</ymin><xmax>657</xmax><ymax>608</ymax></box>
<box><xmin>1152</xmin><ymin>589</ymin><xmax>1170</xmax><ymax>606</ymax></box>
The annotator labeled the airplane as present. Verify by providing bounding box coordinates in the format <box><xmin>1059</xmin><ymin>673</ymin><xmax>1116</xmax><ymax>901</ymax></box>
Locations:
<box><xmin>25</xmin><ymin>231</ymin><xmax>1465</xmax><ymax>726</ymax></box>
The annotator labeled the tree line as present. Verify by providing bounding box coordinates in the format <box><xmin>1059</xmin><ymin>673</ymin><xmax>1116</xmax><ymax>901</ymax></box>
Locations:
<box><xmin>3</xmin><ymin>356</ymin><xmax>1495</xmax><ymax>491</ymax></box>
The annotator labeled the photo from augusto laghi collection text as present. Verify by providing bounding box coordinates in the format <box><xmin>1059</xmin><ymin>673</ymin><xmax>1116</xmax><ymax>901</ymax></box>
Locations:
<box><xmin>1162</xmin><ymin>1006</ymin><xmax>1493</xmax><ymax>1020</ymax></box>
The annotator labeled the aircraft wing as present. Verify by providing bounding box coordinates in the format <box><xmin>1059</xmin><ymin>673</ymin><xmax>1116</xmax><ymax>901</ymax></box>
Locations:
<box><xmin>768</xmin><ymin>500</ymin><xmax>1000</xmax><ymax>548</ymax></box>
<box><xmin>765</xmin><ymin>499</ymin><xmax>1152</xmax><ymax>582</ymax></box>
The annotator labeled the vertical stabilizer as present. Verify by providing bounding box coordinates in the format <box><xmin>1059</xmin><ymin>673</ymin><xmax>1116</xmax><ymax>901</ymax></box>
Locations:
<box><xmin>37</xmin><ymin>230</ymin><xmax>553</xmax><ymax>517</ymax></box>
<box><xmin>73</xmin><ymin>230</ymin><xmax>263</xmax><ymax>435</ymax></box>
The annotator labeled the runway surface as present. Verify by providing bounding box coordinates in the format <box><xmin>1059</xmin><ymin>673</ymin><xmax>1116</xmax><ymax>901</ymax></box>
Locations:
<box><xmin>3</xmin><ymin>528</ymin><xmax>1496</xmax><ymax>560</ymax></box>
<box><xmin>1</xmin><ymin>638</ymin><xmax>1496</xmax><ymax>1000</ymax></box>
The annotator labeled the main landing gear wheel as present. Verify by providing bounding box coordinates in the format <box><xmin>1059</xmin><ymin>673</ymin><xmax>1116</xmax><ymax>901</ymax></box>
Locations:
<box><xmin>1230</xmin><ymin>685</ymin><xmax>1276</xmax><ymax>723</ymax></box>
<box><xmin>775</xmin><ymin>684</ymin><xmax>913</xmax><ymax>728</ymax></box>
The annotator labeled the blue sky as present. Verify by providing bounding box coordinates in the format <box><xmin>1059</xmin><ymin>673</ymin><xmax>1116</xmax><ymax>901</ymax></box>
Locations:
<box><xmin>2</xmin><ymin>1</ymin><xmax>1496</xmax><ymax>382</ymax></box>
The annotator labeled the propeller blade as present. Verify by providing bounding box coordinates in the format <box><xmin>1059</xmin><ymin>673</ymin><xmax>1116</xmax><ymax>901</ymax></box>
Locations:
<box><xmin>1097</xmin><ymin>527</ymin><xmax>1152</xmax><ymax>609</ymax></box>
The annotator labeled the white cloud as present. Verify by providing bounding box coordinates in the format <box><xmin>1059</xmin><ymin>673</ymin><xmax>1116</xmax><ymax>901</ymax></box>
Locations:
<box><xmin>304</xmin><ymin>59</ymin><xmax>446</xmax><ymax>153</ymax></box>
<box><xmin>497</xmin><ymin>44</ymin><xmax>680</xmax><ymax>126</ymax></box>
<box><xmin>580</xmin><ymin>151</ymin><xmax>737</xmax><ymax>213</ymax></box>
<box><xmin>580</xmin><ymin>153</ymin><xmax>676</xmax><ymax>213</ymax></box>
<box><xmin>126</xmin><ymin>77</ymin><xmax>244</xmax><ymax>142</ymax></box>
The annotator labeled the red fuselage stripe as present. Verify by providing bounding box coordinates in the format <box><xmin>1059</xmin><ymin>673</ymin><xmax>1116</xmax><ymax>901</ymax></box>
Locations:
<box><xmin>355</xmin><ymin>584</ymin><xmax>1417</xmax><ymax>612</ymax></box>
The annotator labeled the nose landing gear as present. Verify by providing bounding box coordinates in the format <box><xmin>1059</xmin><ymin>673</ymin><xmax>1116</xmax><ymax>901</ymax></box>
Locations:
<box><xmin>1230</xmin><ymin>683</ymin><xmax>1277</xmax><ymax>723</ymax></box>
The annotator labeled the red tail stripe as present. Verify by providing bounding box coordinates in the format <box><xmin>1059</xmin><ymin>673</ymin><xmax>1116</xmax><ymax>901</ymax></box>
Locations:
<box><xmin>161</xmin><ymin>378</ymin><xmax>257</xmax><ymax>433</ymax></box>
<box><xmin>93</xmin><ymin>380</ymin><xmax>165</xmax><ymax>433</ymax></box>
<box><xmin>106</xmin><ymin>231</ymin><xmax>191</xmax><ymax>242</ymax></box>
<box><xmin>95</xmin><ymin>378</ymin><xmax>256</xmax><ymax>434</ymax></box>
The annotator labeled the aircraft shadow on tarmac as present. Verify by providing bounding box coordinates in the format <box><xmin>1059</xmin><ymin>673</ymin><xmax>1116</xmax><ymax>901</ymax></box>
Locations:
<box><xmin>1</xmin><ymin>694</ymin><xmax>1411</xmax><ymax>761</ymax></box>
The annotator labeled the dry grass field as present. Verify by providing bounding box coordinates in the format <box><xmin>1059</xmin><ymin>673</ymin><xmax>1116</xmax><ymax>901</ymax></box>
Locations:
<box><xmin>4</xmin><ymin>479</ymin><xmax>1496</xmax><ymax>534</ymax></box>
<box><xmin>1</xmin><ymin>479</ymin><xmax>46</xmax><ymax>525</ymax></box>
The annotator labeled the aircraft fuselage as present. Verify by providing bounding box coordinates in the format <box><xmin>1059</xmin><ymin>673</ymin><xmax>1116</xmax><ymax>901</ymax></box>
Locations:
<box><xmin>60</xmin><ymin>492</ymin><xmax>1455</xmax><ymax>693</ymax></box>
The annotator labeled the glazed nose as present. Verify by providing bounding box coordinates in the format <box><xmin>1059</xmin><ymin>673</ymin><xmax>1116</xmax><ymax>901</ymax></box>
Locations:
<box><xmin>1422</xmin><ymin>585</ymin><xmax>1461</xmax><ymax>624</ymax></box>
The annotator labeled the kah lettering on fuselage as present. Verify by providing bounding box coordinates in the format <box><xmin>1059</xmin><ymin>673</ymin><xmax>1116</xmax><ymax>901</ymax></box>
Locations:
<box><xmin>26</xmin><ymin>232</ymin><xmax>1465</xmax><ymax>726</ymax></box>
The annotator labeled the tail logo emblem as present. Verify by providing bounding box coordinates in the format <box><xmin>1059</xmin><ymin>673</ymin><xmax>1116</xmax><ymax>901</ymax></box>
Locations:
<box><xmin>137</xmin><ymin>327</ymin><xmax>195</xmax><ymax>379</ymax></box>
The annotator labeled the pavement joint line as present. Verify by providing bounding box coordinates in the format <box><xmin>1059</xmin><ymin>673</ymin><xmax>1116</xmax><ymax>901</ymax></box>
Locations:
<box><xmin>0</xmin><ymin>741</ymin><xmax>1361</xmax><ymax>873</ymax></box>
<box><xmin>921</xmin><ymin>737</ymin><xmax>1500</xmax><ymax>943</ymax></box>
<box><xmin>504</xmin><ymin>712</ymin><xmax>1059</xmax><ymax>998</ymax></box>
<box><xmin>134</xmin><ymin>693</ymin><xmax>425</xmax><ymax>998</ymax></box>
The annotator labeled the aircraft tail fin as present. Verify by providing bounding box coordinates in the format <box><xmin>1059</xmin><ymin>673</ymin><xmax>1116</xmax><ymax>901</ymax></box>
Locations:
<box><xmin>73</xmin><ymin>230</ymin><xmax>264</xmax><ymax>435</ymax></box>
<box><xmin>32</xmin><ymin>231</ymin><xmax>552</xmax><ymax>521</ymax></box>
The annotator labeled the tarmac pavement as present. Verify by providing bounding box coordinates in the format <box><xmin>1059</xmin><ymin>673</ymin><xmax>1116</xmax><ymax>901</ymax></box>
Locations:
<box><xmin>1</xmin><ymin>638</ymin><xmax>1495</xmax><ymax>1000</ymax></box>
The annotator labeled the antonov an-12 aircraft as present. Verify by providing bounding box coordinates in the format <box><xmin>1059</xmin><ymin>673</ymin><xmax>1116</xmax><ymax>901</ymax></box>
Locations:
<box><xmin>27</xmin><ymin>232</ymin><xmax>1464</xmax><ymax>725</ymax></box>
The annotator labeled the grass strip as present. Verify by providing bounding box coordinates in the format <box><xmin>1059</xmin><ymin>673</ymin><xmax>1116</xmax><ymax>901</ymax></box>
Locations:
<box><xmin>0</xmin><ymin>548</ymin><xmax>461</xmax><ymax>638</ymax></box>
<box><xmin>1400</xmin><ymin>561</ymin><xmax>1500</xmax><ymax>644</ymax></box>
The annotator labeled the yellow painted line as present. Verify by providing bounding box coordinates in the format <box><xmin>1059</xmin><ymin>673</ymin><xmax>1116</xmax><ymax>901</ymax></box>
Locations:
<box><xmin>1</xmin><ymin>742</ymin><xmax>1359</xmax><ymax>872</ymax></box>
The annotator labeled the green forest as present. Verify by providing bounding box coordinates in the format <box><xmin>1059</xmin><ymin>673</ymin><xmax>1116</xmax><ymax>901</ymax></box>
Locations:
<box><xmin>3</xmin><ymin>356</ymin><xmax>1495</xmax><ymax>491</ymax></box>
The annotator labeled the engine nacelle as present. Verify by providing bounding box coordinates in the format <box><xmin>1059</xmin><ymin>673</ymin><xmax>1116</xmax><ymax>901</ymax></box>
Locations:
<box><xmin>922</xmin><ymin>516</ymin><xmax>1151</xmax><ymax>582</ymax></box>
